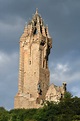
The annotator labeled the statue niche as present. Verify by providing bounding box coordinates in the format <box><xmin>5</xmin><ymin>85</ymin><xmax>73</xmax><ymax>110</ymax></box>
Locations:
<box><xmin>37</xmin><ymin>83</ymin><xmax>42</xmax><ymax>95</ymax></box>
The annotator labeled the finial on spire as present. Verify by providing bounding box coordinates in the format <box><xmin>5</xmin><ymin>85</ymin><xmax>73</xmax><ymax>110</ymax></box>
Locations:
<box><xmin>36</xmin><ymin>8</ymin><xmax>38</xmax><ymax>14</ymax></box>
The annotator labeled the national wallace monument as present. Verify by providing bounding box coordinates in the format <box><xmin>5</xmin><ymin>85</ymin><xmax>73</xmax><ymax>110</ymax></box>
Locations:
<box><xmin>14</xmin><ymin>9</ymin><xmax>66</xmax><ymax>109</ymax></box>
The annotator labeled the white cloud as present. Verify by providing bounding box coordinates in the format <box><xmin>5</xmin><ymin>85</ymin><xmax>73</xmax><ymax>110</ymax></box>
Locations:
<box><xmin>0</xmin><ymin>51</ymin><xmax>18</xmax><ymax>74</ymax></box>
<box><xmin>0</xmin><ymin>51</ymin><xmax>18</xmax><ymax>109</ymax></box>
<box><xmin>50</xmin><ymin>61</ymin><xmax>80</xmax><ymax>88</ymax></box>
<box><xmin>71</xmin><ymin>86</ymin><xmax>80</xmax><ymax>97</ymax></box>
<box><xmin>56</xmin><ymin>63</ymin><xmax>70</xmax><ymax>72</ymax></box>
<box><xmin>0</xmin><ymin>17</ymin><xmax>25</xmax><ymax>35</ymax></box>
<box><xmin>50</xmin><ymin>63</ymin><xmax>70</xmax><ymax>84</ymax></box>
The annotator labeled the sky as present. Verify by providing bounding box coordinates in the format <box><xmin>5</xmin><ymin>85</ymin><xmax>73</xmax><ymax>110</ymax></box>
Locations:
<box><xmin>0</xmin><ymin>0</ymin><xmax>80</xmax><ymax>110</ymax></box>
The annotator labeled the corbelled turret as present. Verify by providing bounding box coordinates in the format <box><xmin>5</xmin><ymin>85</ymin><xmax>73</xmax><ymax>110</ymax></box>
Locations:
<box><xmin>25</xmin><ymin>9</ymin><xmax>50</xmax><ymax>37</ymax></box>
<box><xmin>21</xmin><ymin>9</ymin><xmax>52</xmax><ymax>51</ymax></box>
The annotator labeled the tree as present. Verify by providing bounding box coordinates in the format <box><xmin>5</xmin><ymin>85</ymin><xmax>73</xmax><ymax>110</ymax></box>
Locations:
<box><xmin>64</xmin><ymin>91</ymin><xmax>73</xmax><ymax>99</ymax></box>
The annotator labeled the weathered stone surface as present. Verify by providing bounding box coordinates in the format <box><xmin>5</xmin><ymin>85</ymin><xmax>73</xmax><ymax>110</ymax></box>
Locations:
<box><xmin>45</xmin><ymin>83</ymin><xmax>67</xmax><ymax>102</ymax></box>
<box><xmin>14</xmin><ymin>9</ymin><xmax>52</xmax><ymax>109</ymax></box>
<box><xmin>14</xmin><ymin>9</ymin><xmax>66</xmax><ymax>109</ymax></box>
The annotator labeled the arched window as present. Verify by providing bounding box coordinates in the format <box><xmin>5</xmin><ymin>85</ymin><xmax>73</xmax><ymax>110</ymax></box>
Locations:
<box><xmin>33</xmin><ymin>28</ymin><xmax>38</xmax><ymax>34</ymax></box>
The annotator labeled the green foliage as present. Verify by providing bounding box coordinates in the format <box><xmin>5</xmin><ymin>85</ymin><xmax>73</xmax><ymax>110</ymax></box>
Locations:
<box><xmin>0</xmin><ymin>94</ymin><xmax>80</xmax><ymax>121</ymax></box>
<box><xmin>63</xmin><ymin>91</ymin><xmax>73</xmax><ymax>99</ymax></box>
<box><xmin>0</xmin><ymin>107</ymin><xmax>9</xmax><ymax>121</ymax></box>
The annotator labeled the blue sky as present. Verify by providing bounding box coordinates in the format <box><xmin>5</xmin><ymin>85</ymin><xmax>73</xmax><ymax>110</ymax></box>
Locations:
<box><xmin>0</xmin><ymin>0</ymin><xmax>80</xmax><ymax>110</ymax></box>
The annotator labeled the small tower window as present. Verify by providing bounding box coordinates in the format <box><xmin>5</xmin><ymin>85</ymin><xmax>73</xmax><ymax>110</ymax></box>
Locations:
<box><xmin>34</xmin><ymin>21</ymin><xmax>36</xmax><ymax>26</ymax></box>
<box><xmin>33</xmin><ymin>28</ymin><xmax>38</xmax><ymax>35</ymax></box>
<box><xmin>40</xmin><ymin>40</ymin><xmax>45</xmax><ymax>46</ymax></box>
<box><xmin>37</xmin><ymin>83</ymin><xmax>42</xmax><ymax>95</ymax></box>
<box><xmin>43</xmin><ymin>60</ymin><xmax>45</xmax><ymax>68</ymax></box>
<box><xmin>45</xmin><ymin>28</ymin><xmax>47</xmax><ymax>36</ymax></box>
<box><xmin>40</xmin><ymin>26</ymin><xmax>42</xmax><ymax>33</ymax></box>
<box><xmin>29</xmin><ymin>61</ymin><xmax>31</xmax><ymax>65</ymax></box>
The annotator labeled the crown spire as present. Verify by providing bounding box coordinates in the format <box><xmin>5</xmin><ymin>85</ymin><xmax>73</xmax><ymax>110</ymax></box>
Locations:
<box><xmin>36</xmin><ymin>8</ymin><xmax>38</xmax><ymax>14</ymax></box>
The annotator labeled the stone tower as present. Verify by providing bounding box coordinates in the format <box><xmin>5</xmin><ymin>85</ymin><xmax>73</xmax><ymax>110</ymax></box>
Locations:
<box><xmin>14</xmin><ymin>9</ymin><xmax>52</xmax><ymax>109</ymax></box>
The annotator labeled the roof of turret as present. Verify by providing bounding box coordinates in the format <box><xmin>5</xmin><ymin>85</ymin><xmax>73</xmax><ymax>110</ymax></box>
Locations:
<box><xmin>23</xmin><ymin>9</ymin><xmax>51</xmax><ymax>39</ymax></box>
<box><xmin>27</xmin><ymin>8</ymin><xmax>44</xmax><ymax>26</ymax></box>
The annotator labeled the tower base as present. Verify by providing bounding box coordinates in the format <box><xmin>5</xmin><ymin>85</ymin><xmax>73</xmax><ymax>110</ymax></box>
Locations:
<box><xmin>14</xmin><ymin>93</ymin><xmax>43</xmax><ymax>109</ymax></box>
